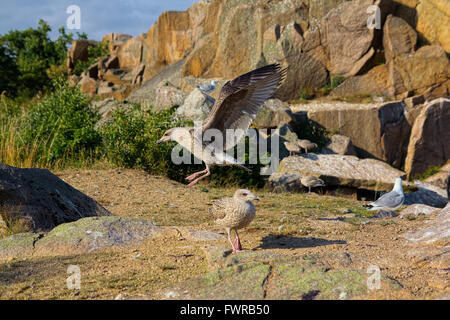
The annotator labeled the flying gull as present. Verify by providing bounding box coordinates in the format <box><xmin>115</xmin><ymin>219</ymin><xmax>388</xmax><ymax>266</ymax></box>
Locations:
<box><xmin>298</xmin><ymin>139</ymin><xmax>318</xmax><ymax>153</ymax></box>
<box><xmin>362</xmin><ymin>177</ymin><xmax>405</xmax><ymax>211</ymax></box>
<box><xmin>197</xmin><ymin>80</ymin><xmax>217</xmax><ymax>93</ymax></box>
<box><xmin>301</xmin><ymin>176</ymin><xmax>326</xmax><ymax>194</ymax></box>
<box><xmin>157</xmin><ymin>64</ymin><xmax>287</xmax><ymax>186</ymax></box>
<box><xmin>209</xmin><ymin>189</ymin><xmax>259</xmax><ymax>253</ymax></box>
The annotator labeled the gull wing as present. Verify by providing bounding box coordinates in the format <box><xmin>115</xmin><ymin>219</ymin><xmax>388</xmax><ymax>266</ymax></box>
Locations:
<box><xmin>202</xmin><ymin>64</ymin><xmax>286</xmax><ymax>150</ymax></box>
<box><xmin>369</xmin><ymin>191</ymin><xmax>404</xmax><ymax>209</ymax></box>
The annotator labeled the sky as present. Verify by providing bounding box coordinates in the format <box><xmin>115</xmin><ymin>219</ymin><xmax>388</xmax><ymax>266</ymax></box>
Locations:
<box><xmin>0</xmin><ymin>0</ymin><xmax>195</xmax><ymax>40</ymax></box>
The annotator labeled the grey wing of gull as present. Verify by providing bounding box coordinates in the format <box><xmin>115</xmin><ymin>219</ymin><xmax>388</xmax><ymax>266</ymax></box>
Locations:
<box><xmin>370</xmin><ymin>191</ymin><xmax>404</xmax><ymax>208</ymax></box>
<box><xmin>202</xmin><ymin>64</ymin><xmax>287</xmax><ymax>150</ymax></box>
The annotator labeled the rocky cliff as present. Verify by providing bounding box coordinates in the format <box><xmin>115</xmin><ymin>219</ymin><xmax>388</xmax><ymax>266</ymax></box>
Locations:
<box><xmin>66</xmin><ymin>0</ymin><xmax>449</xmax><ymax>180</ymax></box>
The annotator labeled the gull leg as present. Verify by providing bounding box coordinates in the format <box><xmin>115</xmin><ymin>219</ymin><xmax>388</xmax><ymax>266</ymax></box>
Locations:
<box><xmin>187</xmin><ymin>167</ymin><xmax>211</xmax><ymax>187</ymax></box>
<box><xmin>186</xmin><ymin>169</ymin><xmax>207</xmax><ymax>181</ymax></box>
<box><xmin>226</xmin><ymin>228</ymin><xmax>236</xmax><ymax>253</ymax></box>
<box><xmin>233</xmin><ymin>230</ymin><xmax>243</xmax><ymax>252</ymax></box>
<box><xmin>308</xmin><ymin>186</ymin><xmax>311</xmax><ymax>194</ymax></box>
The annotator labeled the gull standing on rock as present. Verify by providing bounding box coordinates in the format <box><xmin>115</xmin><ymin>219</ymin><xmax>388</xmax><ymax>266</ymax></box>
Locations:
<box><xmin>362</xmin><ymin>177</ymin><xmax>405</xmax><ymax>211</ymax></box>
<box><xmin>301</xmin><ymin>176</ymin><xmax>326</xmax><ymax>194</ymax></box>
<box><xmin>157</xmin><ymin>64</ymin><xmax>287</xmax><ymax>186</ymax></box>
<box><xmin>197</xmin><ymin>80</ymin><xmax>217</xmax><ymax>93</ymax></box>
<box><xmin>284</xmin><ymin>141</ymin><xmax>301</xmax><ymax>156</ymax></box>
<box><xmin>298</xmin><ymin>139</ymin><xmax>318</xmax><ymax>153</ymax></box>
<box><xmin>209</xmin><ymin>189</ymin><xmax>259</xmax><ymax>253</ymax></box>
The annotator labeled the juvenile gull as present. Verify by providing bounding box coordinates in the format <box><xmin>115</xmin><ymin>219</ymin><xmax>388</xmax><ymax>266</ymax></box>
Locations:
<box><xmin>362</xmin><ymin>177</ymin><xmax>405</xmax><ymax>211</ymax></box>
<box><xmin>209</xmin><ymin>189</ymin><xmax>259</xmax><ymax>253</ymax></box>
<box><xmin>301</xmin><ymin>176</ymin><xmax>326</xmax><ymax>194</ymax></box>
<box><xmin>157</xmin><ymin>64</ymin><xmax>287</xmax><ymax>186</ymax></box>
<box><xmin>284</xmin><ymin>141</ymin><xmax>301</xmax><ymax>156</ymax></box>
<box><xmin>298</xmin><ymin>139</ymin><xmax>318</xmax><ymax>153</ymax></box>
<box><xmin>197</xmin><ymin>80</ymin><xmax>217</xmax><ymax>93</ymax></box>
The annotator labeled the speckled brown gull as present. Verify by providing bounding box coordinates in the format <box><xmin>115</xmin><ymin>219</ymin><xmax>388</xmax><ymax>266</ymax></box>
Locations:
<box><xmin>157</xmin><ymin>64</ymin><xmax>287</xmax><ymax>186</ymax></box>
<box><xmin>298</xmin><ymin>139</ymin><xmax>318</xmax><ymax>153</ymax></box>
<box><xmin>284</xmin><ymin>141</ymin><xmax>300</xmax><ymax>156</ymax></box>
<box><xmin>301</xmin><ymin>176</ymin><xmax>326</xmax><ymax>194</ymax></box>
<box><xmin>209</xmin><ymin>189</ymin><xmax>259</xmax><ymax>253</ymax></box>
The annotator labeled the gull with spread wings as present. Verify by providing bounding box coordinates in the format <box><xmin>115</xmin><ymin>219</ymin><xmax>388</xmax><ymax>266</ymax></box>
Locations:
<box><xmin>156</xmin><ymin>64</ymin><xmax>287</xmax><ymax>186</ymax></box>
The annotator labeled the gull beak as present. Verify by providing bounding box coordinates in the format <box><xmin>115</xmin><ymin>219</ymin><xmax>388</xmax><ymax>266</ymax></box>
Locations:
<box><xmin>253</xmin><ymin>195</ymin><xmax>260</xmax><ymax>201</ymax></box>
<box><xmin>156</xmin><ymin>139</ymin><xmax>163</xmax><ymax>145</ymax></box>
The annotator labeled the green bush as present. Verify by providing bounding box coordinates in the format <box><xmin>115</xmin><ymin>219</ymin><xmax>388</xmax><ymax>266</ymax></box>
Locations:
<box><xmin>21</xmin><ymin>78</ymin><xmax>101</xmax><ymax>164</ymax></box>
<box><xmin>101</xmin><ymin>104</ymin><xmax>201</xmax><ymax>180</ymax></box>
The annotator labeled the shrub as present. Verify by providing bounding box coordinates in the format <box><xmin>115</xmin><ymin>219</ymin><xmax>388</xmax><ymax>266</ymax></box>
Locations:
<box><xmin>101</xmin><ymin>104</ymin><xmax>202</xmax><ymax>180</ymax></box>
<box><xmin>21</xmin><ymin>78</ymin><xmax>101</xmax><ymax>165</ymax></box>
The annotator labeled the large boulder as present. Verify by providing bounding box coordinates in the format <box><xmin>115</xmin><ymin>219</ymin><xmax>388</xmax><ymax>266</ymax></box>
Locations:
<box><xmin>321</xmin><ymin>134</ymin><xmax>357</xmax><ymax>156</ymax></box>
<box><xmin>404</xmin><ymin>180</ymin><xmax>448</xmax><ymax>208</ymax></box>
<box><xmin>424</xmin><ymin>161</ymin><xmax>450</xmax><ymax>198</ymax></box>
<box><xmin>404</xmin><ymin>98</ymin><xmax>450</xmax><ymax>179</ymax></box>
<box><xmin>161</xmin><ymin>248</ymin><xmax>402</xmax><ymax>300</ymax></box>
<box><xmin>291</xmin><ymin>101</ymin><xmax>411</xmax><ymax>168</ymax></box>
<box><xmin>0</xmin><ymin>164</ymin><xmax>110</xmax><ymax>232</ymax></box>
<box><xmin>153</xmin><ymin>81</ymin><xmax>187</xmax><ymax>111</ymax></box>
<box><xmin>320</xmin><ymin>0</ymin><xmax>378</xmax><ymax>77</ymax></box>
<box><xmin>277</xmin><ymin>154</ymin><xmax>406</xmax><ymax>191</ymax></box>
<box><xmin>383</xmin><ymin>14</ymin><xmax>417</xmax><ymax>63</ymax></box>
<box><xmin>253</xmin><ymin>99</ymin><xmax>295</xmax><ymax>129</ymax></box>
<box><xmin>387</xmin><ymin>45</ymin><xmax>450</xmax><ymax>99</ymax></box>
<box><xmin>393</xmin><ymin>0</ymin><xmax>449</xmax><ymax>54</ymax></box>
<box><xmin>33</xmin><ymin>216</ymin><xmax>166</xmax><ymax>255</ymax></box>
<box><xmin>174</xmin><ymin>88</ymin><xmax>214</xmax><ymax>122</ymax></box>
<box><xmin>401</xmin><ymin>202</ymin><xmax>450</xmax><ymax>245</ymax></box>
<box><xmin>329</xmin><ymin>64</ymin><xmax>390</xmax><ymax>99</ymax></box>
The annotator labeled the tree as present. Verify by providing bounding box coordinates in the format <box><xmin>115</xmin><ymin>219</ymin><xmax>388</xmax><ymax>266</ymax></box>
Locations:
<box><xmin>0</xmin><ymin>20</ymin><xmax>75</xmax><ymax>98</ymax></box>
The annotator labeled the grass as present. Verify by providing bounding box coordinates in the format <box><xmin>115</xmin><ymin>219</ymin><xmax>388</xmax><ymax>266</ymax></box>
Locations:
<box><xmin>414</xmin><ymin>165</ymin><xmax>442</xmax><ymax>181</ymax></box>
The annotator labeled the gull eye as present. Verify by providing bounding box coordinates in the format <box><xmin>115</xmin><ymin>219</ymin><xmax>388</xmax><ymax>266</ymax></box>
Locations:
<box><xmin>242</xmin><ymin>193</ymin><xmax>247</xmax><ymax>196</ymax></box>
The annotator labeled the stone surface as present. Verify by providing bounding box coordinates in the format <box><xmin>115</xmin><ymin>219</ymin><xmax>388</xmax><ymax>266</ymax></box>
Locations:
<box><xmin>330</xmin><ymin>64</ymin><xmax>390</xmax><ymax>99</ymax></box>
<box><xmin>400</xmin><ymin>204</ymin><xmax>440</xmax><ymax>218</ymax></box>
<box><xmin>0</xmin><ymin>233</ymin><xmax>41</xmax><ymax>260</ymax></box>
<box><xmin>127</xmin><ymin>59</ymin><xmax>184</xmax><ymax>107</ymax></box>
<box><xmin>404</xmin><ymin>180</ymin><xmax>449</xmax><ymax>208</ymax></box>
<box><xmin>291</xmin><ymin>101</ymin><xmax>411</xmax><ymax>168</ymax></box>
<box><xmin>425</xmin><ymin>162</ymin><xmax>450</xmax><ymax>198</ymax></box>
<box><xmin>404</xmin><ymin>98</ymin><xmax>450</xmax><ymax>179</ymax></box>
<box><xmin>153</xmin><ymin>81</ymin><xmax>187</xmax><ymax>111</ymax></box>
<box><xmin>278</xmin><ymin>154</ymin><xmax>406</xmax><ymax>191</ymax></box>
<box><xmin>321</xmin><ymin>134</ymin><xmax>357</xmax><ymax>156</ymax></box>
<box><xmin>253</xmin><ymin>99</ymin><xmax>295</xmax><ymax>129</ymax></box>
<box><xmin>33</xmin><ymin>216</ymin><xmax>167</xmax><ymax>255</ymax></box>
<box><xmin>383</xmin><ymin>14</ymin><xmax>417</xmax><ymax>63</ymax></box>
<box><xmin>0</xmin><ymin>163</ymin><xmax>110</xmax><ymax>232</ymax></box>
<box><xmin>174</xmin><ymin>88</ymin><xmax>214</xmax><ymax>122</ymax></box>
<box><xmin>161</xmin><ymin>248</ymin><xmax>401</xmax><ymax>300</ymax></box>
<box><xmin>387</xmin><ymin>45</ymin><xmax>450</xmax><ymax>98</ymax></box>
<box><xmin>268</xmin><ymin>172</ymin><xmax>303</xmax><ymax>193</ymax></box>
<box><xmin>320</xmin><ymin>0</ymin><xmax>377</xmax><ymax>77</ymax></box>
